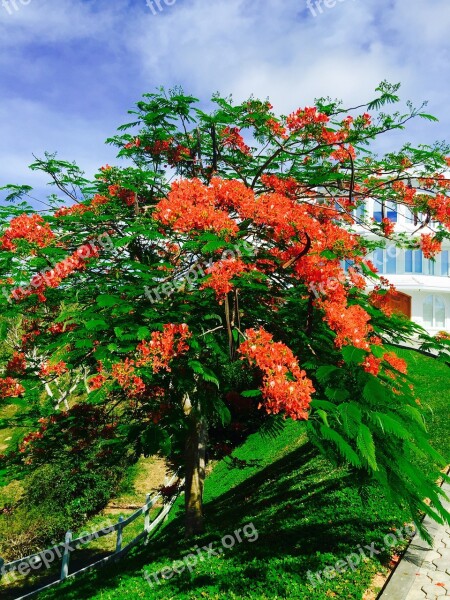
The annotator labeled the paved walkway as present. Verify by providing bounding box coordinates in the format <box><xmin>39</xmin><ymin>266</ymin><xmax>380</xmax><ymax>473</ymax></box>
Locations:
<box><xmin>380</xmin><ymin>480</ymin><xmax>450</xmax><ymax>599</ymax></box>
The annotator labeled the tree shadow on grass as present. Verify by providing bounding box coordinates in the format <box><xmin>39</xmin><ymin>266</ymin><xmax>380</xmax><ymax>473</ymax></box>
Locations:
<box><xmin>34</xmin><ymin>439</ymin><xmax>403</xmax><ymax>599</ymax></box>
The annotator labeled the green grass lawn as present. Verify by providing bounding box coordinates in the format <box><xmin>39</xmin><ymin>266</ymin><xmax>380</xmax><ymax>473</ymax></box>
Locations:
<box><xmin>8</xmin><ymin>348</ymin><xmax>450</xmax><ymax>599</ymax></box>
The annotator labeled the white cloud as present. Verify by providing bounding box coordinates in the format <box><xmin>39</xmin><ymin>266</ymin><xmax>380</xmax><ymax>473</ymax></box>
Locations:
<box><xmin>0</xmin><ymin>0</ymin><xmax>449</xmax><ymax>209</ymax></box>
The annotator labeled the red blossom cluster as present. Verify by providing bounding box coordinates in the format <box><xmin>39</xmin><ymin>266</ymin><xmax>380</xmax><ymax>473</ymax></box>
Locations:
<box><xmin>238</xmin><ymin>327</ymin><xmax>315</xmax><ymax>420</ymax></box>
<box><xmin>19</xmin><ymin>430</ymin><xmax>44</xmax><ymax>454</ymax></box>
<box><xmin>0</xmin><ymin>377</ymin><xmax>25</xmax><ymax>398</ymax></box>
<box><xmin>329</xmin><ymin>145</ymin><xmax>356</xmax><ymax>163</ymax></box>
<box><xmin>48</xmin><ymin>321</ymin><xmax>77</xmax><ymax>335</ymax></box>
<box><xmin>400</xmin><ymin>157</ymin><xmax>412</xmax><ymax>169</ymax></box>
<box><xmin>145</xmin><ymin>139</ymin><xmax>190</xmax><ymax>165</ymax></box>
<box><xmin>39</xmin><ymin>361</ymin><xmax>68</xmax><ymax>378</ymax></box>
<box><xmin>89</xmin><ymin>362</ymin><xmax>107</xmax><ymax>390</ymax></box>
<box><xmin>108</xmin><ymin>185</ymin><xmax>136</xmax><ymax>206</ymax></box>
<box><xmin>383</xmin><ymin>352</ymin><xmax>407</xmax><ymax>374</ymax></box>
<box><xmin>266</xmin><ymin>118</ymin><xmax>288</xmax><ymax>139</ymax></box>
<box><xmin>260</xmin><ymin>174</ymin><xmax>306</xmax><ymax>200</ymax></box>
<box><xmin>368</xmin><ymin>284</ymin><xmax>397</xmax><ymax>317</ymax></box>
<box><xmin>21</xmin><ymin>322</ymin><xmax>41</xmax><ymax>348</ymax></box>
<box><xmin>420</xmin><ymin>174</ymin><xmax>450</xmax><ymax>190</ymax></box>
<box><xmin>420</xmin><ymin>234</ymin><xmax>442</xmax><ymax>258</ymax></box>
<box><xmin>364</xmin><ymin>259</ymin><xmax>378</xmax><ymax>274</ymax></box>
<box><xmin>361</xmin><ymin>351</ymin><xmax>407</xmax><ymax>376</ymax></box>
<box><xmin>148</xmin><ymin>139</ymin><xmax>171</xmax><ymax>154</ymax></box>
<box><xmin>156</xmin><ymin>176</ymin><xmax>373</xmax><ymax>349</ymax></box>
<box><xmin>428</xmin><ymin>194</ymin><xmax>450</xmax><ymax>229</ymax></box>
<box><xmin>320</xmin><ymin>128</ymin><xmax>349</xmax><ymax>146</ymax></box>
<box><xmin>220</xmin><ymin>126</ymin><xmax>251</xmax><ymax>156</ymax></box>
<box><xmin>124</xmin><ymin>137</ymin><xmax>142</xmax><ymax>149</ymax></box>
<box><xmin>89</xmin><ymin>373</ymin><xmax>107</xmax><ymax>390</ymax></box>
<box><xmin>201</xmin><ymin>258</ymin><xmax>249</xmax><ymax>301</ymax></box>
<box><xmin>114</xmin><ymin>363</ymin><xmax>146</xmax><ymax>396</ymax></box>
<box><xmin>361</xmin><ymin>354</ymin><xmax>382</xmax><ymax>375</ymax></box>
<box><xmin>154</xmin><ymin>178</ymin><xmax>239</xmax><ymax>237</ymax></box>
<box><xmin>286</xmin><ymin>106</ymin><xmax>329</xmax><ymax>132</ymax></box>
<box><xmin>347</xmin><ymin>267</ymin><xmax>366</xmax><ymax>290</ymax></box>
<box><xmin>435</xmin><ymin>330</ymin><xmax>450</xmax><ymax>342</ymax></box>
<box><xmin>0</xmin><ymin>214</ymin><xmax>55</xmax><ymax>251</ymax></box>
<box><xmin>6</xmin><ymin>352</ymin><xmax>26</xmax><ymax>375</ymax></box>
<box><xmin>320</xmin><ymin>300</ymin><xmax>372</xmax><ymax>350</ymax></box>
<box><xmin>209</xmin><ymin>177</ymin><xmax>255</xmax><ymax>211</ymax></box>
<box><xmin>380</xmin><ymin>217</ymin><xmax>395</xmax><ymax>236</ymax></box>
<box><xmin>55</xmin><ymin>194</ymin><xmax>110</xmax><ymax>218</ymax></box>
<box><xmin>111</xmin><ymin>358</ymin><xmax>146</xmax><ymax>397</ymax></box>
<box><xmin>342</xmin><ymin>116</ymin><xmax>354</xmax><ymax>128</ymax></box>
<box><xmin>361</xmin><ymin>113</ymin><xmax>372</xmax><ymax>127</ymax></box>
<box><xmin>136</xmin><ymin>323</ymin><xmax>191</xmax><ymax>373</ymax></box>
<box><xmin>392</xmin><ymin>181</ymin><xmax>416</xmax><ymax>205</ymax></box>
<box><xmin>17</xmin><ymin>405</ymin><xmax>118</xmax><ymax>460</ymax></box>
<box><xmin>12</xmin><ymin>244</ymin><xmax>99</xmax><ymax>303</ymax></box>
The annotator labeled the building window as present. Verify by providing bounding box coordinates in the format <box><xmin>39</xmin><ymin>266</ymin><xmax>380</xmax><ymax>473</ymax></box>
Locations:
<box><xmin>372</xmin><ymin>247</ymin><xmax>397</xmax><ymax>274</ymax></box>
<box><xmin>386</xmin><ymin>247</ymin><xmax>397</xmax><ymax>274</ymax></box>
<box><xmin>423</xmin><ymin>295</ymin><xmax>446</xmax><ymax>328</ymax></box>
<box><xmin>405</xmin><ymin>249</ymin><xmax>423</xmax><ymax>274</ymax></box>
<box><xmin>341</xmin><ymin>259</ymin><xmax>355</xmax><ymax>273</ymax></box>
<box><xmin>355</xmin><ymin>204</ymin><xmax>366</xmax><ymax>221</ymax></box>
<box><xmin>425</xmin><ymin>258</ymin><xmax>435</xmax><ymax>276</ymax></box>
<box><xmin>386</xmin><ymin>201</ymin><xmax>398</xmax><ymax>222</ymax></box>
<box><xmin>373</xmin><ymin>201</ymin><xmax>383</xmax><ymax>223</ymax></box>
<box><xmin>372</xmin><ymin>249</ymin><xmax>384</xmax><ymax>273</ymax></box>
<box><xmin>373</xmin><ymin>200</ymin><xmax>397</xmax><ymax>223</ymax></box>
<box><xmin>442</xmin><ymin>251</ymin><xmax>449</xmax><ymax>276</ymax></box>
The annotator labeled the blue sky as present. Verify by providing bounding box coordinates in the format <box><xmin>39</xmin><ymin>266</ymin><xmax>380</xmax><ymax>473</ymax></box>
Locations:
<box><xmin>1</xmin><ymin>0</ymin><xmax>449</xmax><ymax>209</ymax></box>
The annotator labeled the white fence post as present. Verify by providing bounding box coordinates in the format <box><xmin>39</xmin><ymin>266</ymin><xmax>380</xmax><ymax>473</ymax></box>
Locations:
<box><xmin>0</xmin><ymin>483</ymin><xmax>183</xmax><ymax>598</ymax></box>
<box><xmin>116</xmin><ymin>516</ymin><xmax>124</xmax><ymax>553</ymax></box>
<box><xmin>144</xmin><ymin>493</ymin><xmax>152</xmax><ymax>533</ymax></box>
<box><xmin>60</xmin><ymin>531</ymin><xmax>72</xmax><ymax>580</ymax></box>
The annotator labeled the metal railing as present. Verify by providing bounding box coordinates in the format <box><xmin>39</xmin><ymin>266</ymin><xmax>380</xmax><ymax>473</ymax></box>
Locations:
<box><xmin>0</xmin><ymin>475</ymin><xmax>183</xmax><ymax>599</ymax></box>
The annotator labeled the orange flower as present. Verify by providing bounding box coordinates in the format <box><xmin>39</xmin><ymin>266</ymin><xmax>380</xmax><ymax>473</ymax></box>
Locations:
<box><xmin>108</xmin><ymin>185</ymin><xmax>135</xmax><ymax>206</ymax></box>
<box><xmin>239</xmin><ymin>327</ymin><xmax>314</xmax><ymax>420</ymax></box>
<box><xmin>420</xmin><ymin>234</ymin><xmax>442</xmax><ymax>259</ymax></box>
<box><xmin>154</xmin><ymin>179</ymin><xmax>239</xmax><ymax>237</ymax></box>
<box><xmin>11</xmin><ymin>244</ymin><xmax>99</xmax><ymax>303</ymax></box>
<box><xmin>0</xmin><ymin>214</ymin><xmax>54</xmax><ymax>251</ymax></box>
<box><xmin>0</xmin><ymin>377</ymin><xmax>25</xmax><ymax>398</ymax></box>
<box><xmin>381</xmin><ymin>217</ymin><xmax>395</xmax><ymax>236</ymax></box>
<box><xmin>220</xmin><ymin>126</ymin><xmax>251</xmax><ymax>156</ymax></box>
<box><xmin>136</xmin><ymin>323</ymin><xmax>191</xmax><ymax>373</ymax></box>
<box><xmin>383</xmin><ymin>352</ymin><xmax>407</xmax><ymax>374</ymax></box>
<box><xmin>6</xmin><ymin>352</ymin><xmax>26</xmax><ymax>375</ymax></box>
<box><xmin>201</xmin><ymin>258</ymin><xmax>248</xmax><ymax>301</ymax></box>
<box><xmin>286</xmin><ymin>106</ymin><xmax>329</xmax><ymax>132</ymax></box>
<box><xmin>40</xmin><ymin>361</ymin><xmax>68</xmax><ymax>378</ymax></box>
<box><xmin>361</xmin><ymin>354</ymin><xmax>381</xmax><ymax>376</ymax></box>
<box><xmin>320</xmin><ymin>300</ymin><xmax>372</xmax><ymax>350</ymax></box>
<box><xmin>112</xmin><ymin>358</ymin><xmax>146</xmax><ymax>397</ymax></box>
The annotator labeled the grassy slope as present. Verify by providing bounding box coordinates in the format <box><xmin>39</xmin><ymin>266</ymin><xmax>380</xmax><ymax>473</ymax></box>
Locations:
<box><xmin>31</xmin><ymin>349</ymin><xmax>450</xmax><ymax>599</ymax></box>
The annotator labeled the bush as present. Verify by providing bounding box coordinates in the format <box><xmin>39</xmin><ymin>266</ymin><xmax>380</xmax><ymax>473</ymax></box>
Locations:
<box><xmin>0</xmin><ymin>404</ymin><xmax>135</xmax><ymax>560</ymax></box>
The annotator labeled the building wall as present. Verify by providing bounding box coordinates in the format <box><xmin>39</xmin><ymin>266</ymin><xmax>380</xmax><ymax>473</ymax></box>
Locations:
<box><xmin>351</xmin><ymin>198</ymin><xmax>450</xmax><ymax>335</ymax></box>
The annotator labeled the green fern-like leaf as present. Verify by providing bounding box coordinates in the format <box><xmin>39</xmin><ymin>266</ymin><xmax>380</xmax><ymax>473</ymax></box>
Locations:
<box><xmin>356</xmin><ymin>424</ymin><xmax>378</xmax><ymax>471</ymax></box>
<box><xmin>319</xmin><ymin>424</ymin><xmax>362</xmax><ymax>468</ymax></box>
<box><xmin>369</xmin><ymin>411</ymin><xmax>411</xmax><ymax>439</ymax></box>
<box><xmin>363</xmin><ymin>377</ymin><xmax>389</xmax><ymax>406</ymax></box>
<box><xmin>315</xmin><ymin>365</ymin><xmax>339</xmax><ymax>382</ymax></box>
<box><xmin>338</xmin><ymin>402</ymin><xmax>362</xmax><ymax>437</ymax></box>
<box><xmin>188</xmin><ymin>360</ymin><xmax>220</xmax><ymax>388</ymax></box>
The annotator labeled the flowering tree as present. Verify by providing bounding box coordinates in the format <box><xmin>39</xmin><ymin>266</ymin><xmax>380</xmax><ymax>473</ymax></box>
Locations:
<box><xmin>1</xmin><ymin>83</ymin><xmax>450</xmax><ymax>537</ymax></box>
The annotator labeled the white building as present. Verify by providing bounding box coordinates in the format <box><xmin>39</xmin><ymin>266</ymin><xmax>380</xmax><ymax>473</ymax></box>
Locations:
<box><xmin>351</xmin><ymin>199</ymin><xmax>450</xmax><ymax>336</ymax></box>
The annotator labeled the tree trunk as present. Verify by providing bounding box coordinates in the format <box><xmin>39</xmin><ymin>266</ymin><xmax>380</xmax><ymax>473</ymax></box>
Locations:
<box><xmin>184</xmin><ymin>409</ymin><xmax>207</xmax><ymax>537</ymax></box>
